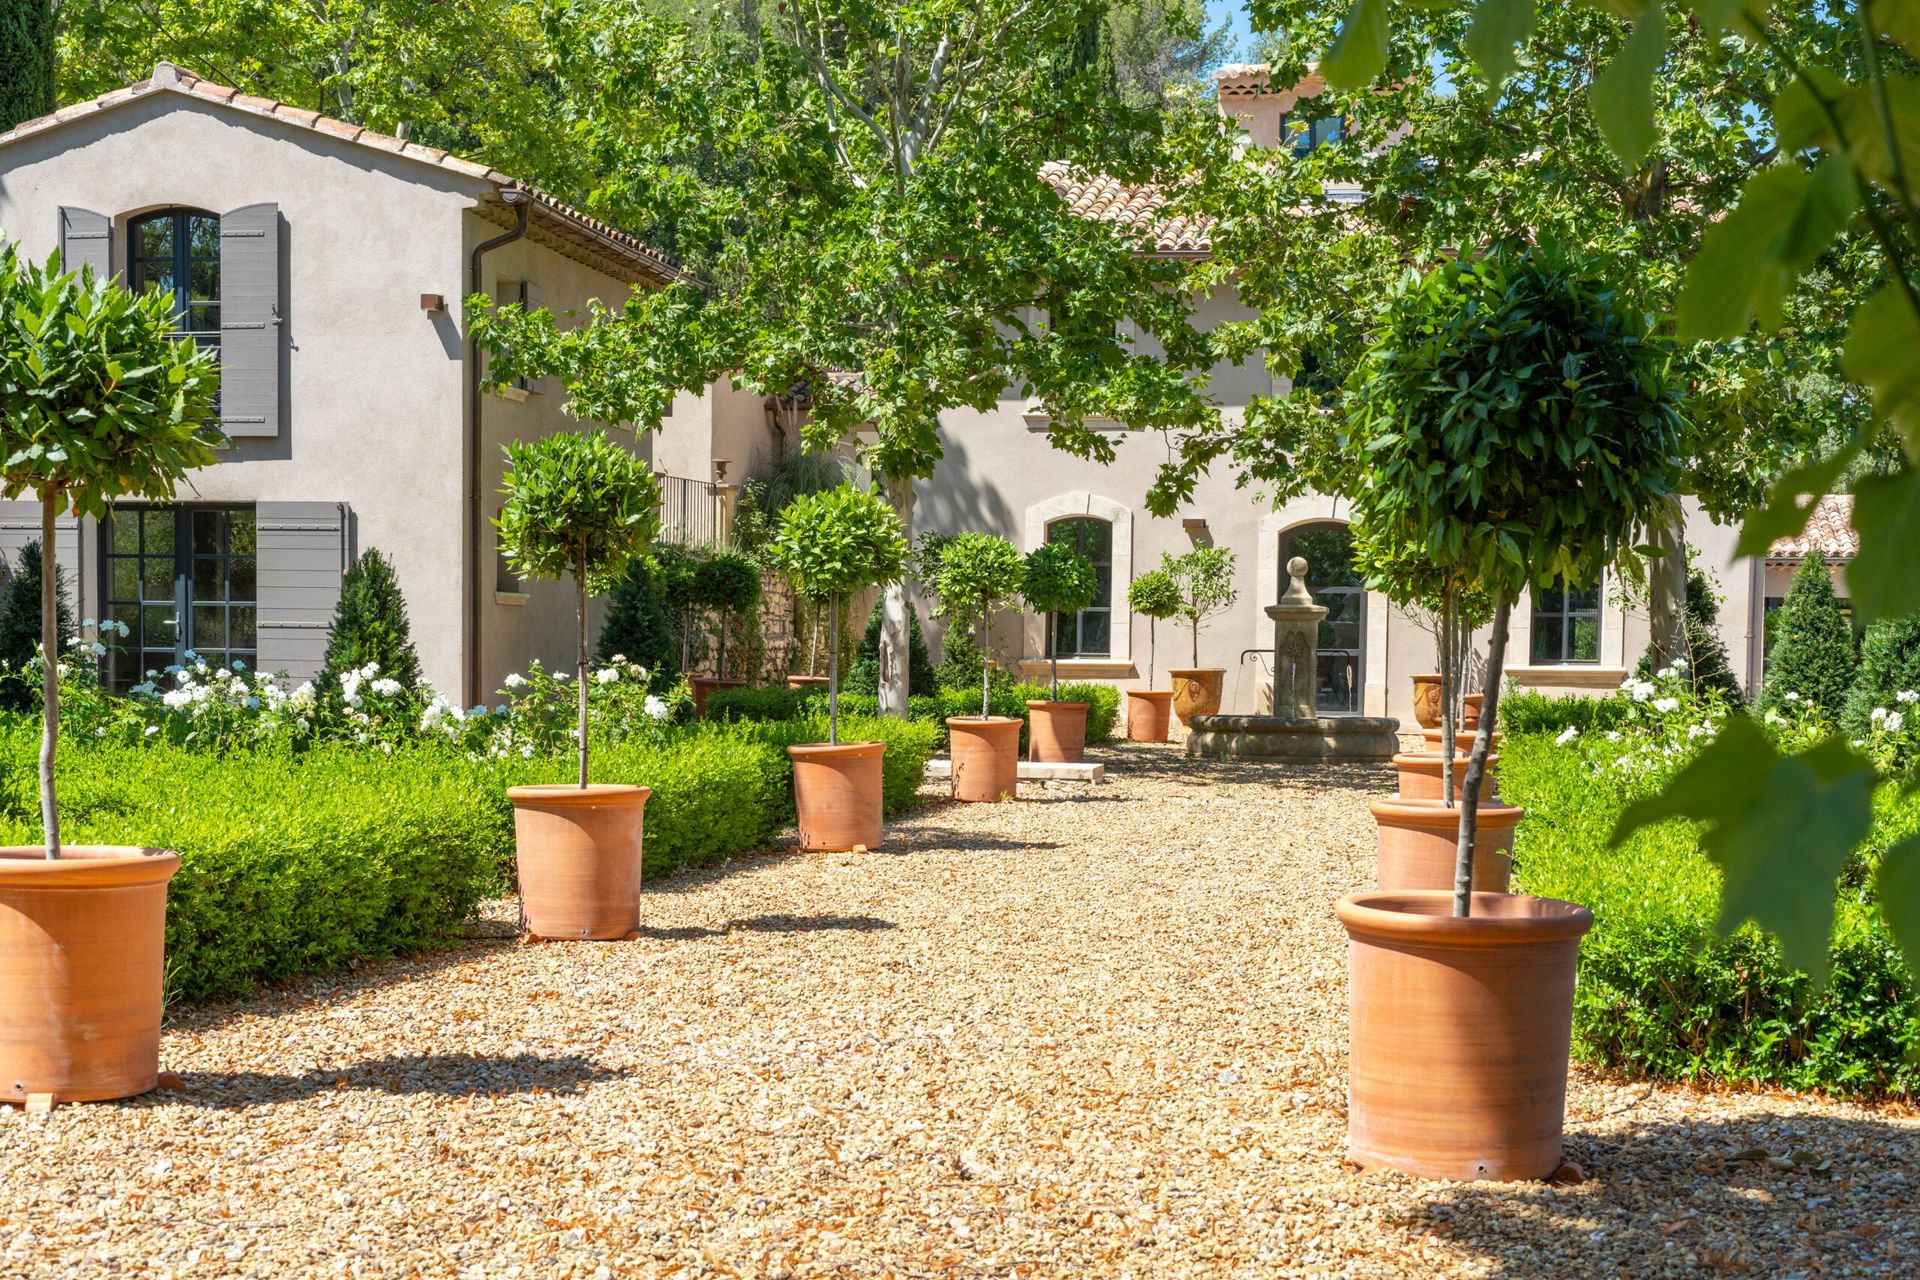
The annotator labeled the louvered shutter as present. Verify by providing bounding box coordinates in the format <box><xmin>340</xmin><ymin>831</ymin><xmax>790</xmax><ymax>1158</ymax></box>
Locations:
<box><xmin>218</xmin><ymin>203</ymin><xmax>282</xmax><ymax>438</ymax></box>
<box><xmin>255</xmin><ymin>502</ymin><xmax>345</xmax><ymax>681</ymax></box>
<box><xmin>0</xmin><ymin>500</ymin><xmax>85</xmax><ymax>612</ymax></box>
<box><xmin>56</xmin><ymin>207</ymin><xmax>112</xmax><ymax>279</ymax></box>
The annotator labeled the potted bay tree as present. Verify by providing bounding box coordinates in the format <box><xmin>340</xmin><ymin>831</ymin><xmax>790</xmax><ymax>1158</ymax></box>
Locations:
<box><xmin>1125</xmin><ymin>567</ymin><xmax>1181</xmax><ymax>742</ymax></box>
<box><xmin>927</xmin><ymin>532</ymin><xmax>1027</xmax><ymax>802</ymax></box>
<box><xmin>1021</xmin><ymin>539</ymin><xmax>1098</xmax><ymax>763</ymax></box>
<box><xmin>497</xmin><ymin>429</ymin><xmax>663</xmax><ymax>941</ymax></box>
<box><xmin>768</xmin><ymin>485</ymin><xmax>909</xmax><ymax>850</ymax></box>
<box><xmin>1336</xmin><ymin>248</ymin><xmax>1685</xmax><ymax>1181</ymax></box>
<box><xmin>1164</xmin><ymin>546</ymin><xmax>1238</xmax><ymax>725</ymax></box>
<box><xmin>0</xmin><ymin>241</ymin><xmax>219</xmax><ymax>1103</ymax></box>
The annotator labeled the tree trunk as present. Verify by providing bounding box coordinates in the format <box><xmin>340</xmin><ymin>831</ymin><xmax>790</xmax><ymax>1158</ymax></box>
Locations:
<box><xmin>1048</xmin><ymin>612</ymin><xmax>1059</xmax><ymax>700</ymax></box>
<box><xmin>1451</xmin><ymin>592</ymin><xmax>1513</xmax><ymax>918</ymax></box>
<box><xmin>828</xmin><ymin>593</ymin><xmax>841</xmax><ymax>745</ymax></box>
<box><xmin>1439</xmin><ymin>586</ymin><xmax>1457</xmax><ymax>810</ymax></box>
<box><xmin>1148</xmin><ymin>618</ymin><xmax>1156</xmax><ymax>688</ymax></box>
<box><xmin>979</xmin><ymin>599</ymin><xmax>991</xmax><ymax>718</ymax></box>
<box><xmin>39</xmin><ymin>491</ymin><xmax>60</xmax><ymax>859</ymax></box>
<box><xmin>1646</xmin><ymin>499</ymin><xmax>1688</xmax><ymax>676</ymax></box>
<box><xmin>878</xmin><ymin>473</ymin><xmax>915</xmax><ymax>717</ymax></box>
<box><xmin>576</xmin><ymin>559</ymin><xmax>590</xmax><ymax>789</ymax></box>
<box><xmin>1190</xmin><ymin>613</ymin><xmax>1199</xmax><ymax>667</ymax></box>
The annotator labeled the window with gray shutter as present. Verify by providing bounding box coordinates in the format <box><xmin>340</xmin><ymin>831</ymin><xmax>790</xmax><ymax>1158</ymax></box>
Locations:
<box><xmin>56</xmin><ymin>207</ymin><xmax>112</xmax><ymax>278</ymax></box>
<box><xmin>219</xmin><ymin>203</ymin><xmax>282</xmax><ymax>438</ymax></box>
<box><xmin>255</xmin><ymin>501</ymin><xmax>345</xmax><ymax>682</ymax></box>
<box><xmin>0</xmin><ymin>501</ymin><xmax>82</xmax><ymax>592</ymax></box>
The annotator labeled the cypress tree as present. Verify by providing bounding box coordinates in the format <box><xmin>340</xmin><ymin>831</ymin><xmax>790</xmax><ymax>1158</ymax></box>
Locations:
<box><xmin>1756</xmin><ymin>556</ymin><xmax>1855</xmax><ymax>719</ymax></box>
<box><xmin>847</xmin><ymin>598</ymin><xmax>935</xmax><ymax>696</ymax></box>
<box><xmin>0</xmin><ymin>0</ymin><xmax>55</xmax><ymax>134</ymax></box>
<box><xmin>595</xmin><ymin>554</ymin><xmax>678</xmax><ymax>685</ymax></box>
<box><xmin>1842</xmin><ymin>615</ymin><xmax>1920</xmax><ymax>737</ymax></box>
<box><xmin>0</xmin><ymin>541</ymin><xmax>75</xmax><ymax>710</ymax></box>
<box><xmin>318</xmin><ymin>549</ymin><xmax>423</xmax><ymax>692</ymax></box>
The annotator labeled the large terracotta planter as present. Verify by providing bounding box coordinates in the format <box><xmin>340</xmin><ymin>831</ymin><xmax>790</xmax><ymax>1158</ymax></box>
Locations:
<box><xmin>1419</xmin><ymin>726</ymin><xmax>1502</xmax><ymax>755</ymax></box>
<box><xmin>1026</xmin><ymin>700</ymin><xmax>1089</xmax><ymax>763</ymax></box>
<box><xmin>508</xmin><ymin>784</ymin><xmax>649</xmax><ymax>940</ymax></box>
<box><xmin>1126</xmin><ymin>689</ymin><xmax>1174</xmax><ymax>742</ymax></box>
<box><xmin>1169</xmin><ymin>668</ymin><xmax>1225</xmax><ymax>725</ymax></box>
<box><xmin>689</xmin><ymin>676</ymin><xmax>747</xmax><ymax>717</ymax></box>
<box><xmin>1462</xmin><ymin>693</ymin><xmax>1484</xmax><ymax>731</ymax></box>
<box><xmin>1393</xmin><ymin>752</ymin><xmax>1501</xmax><ymax>804</ymax></box>
<box><xmin>1369</xmin><ymin>797</ymin><xmax>1522</xmax><ymax>893</ymax></box>
<box><xmin>1410</xmin><ymin>674</ymin><xmax>1443</xmax><ymax>729</ymax></box>
<box><xmin>786</xmin><ymin>675</ymin><xmax>829</xmax><ymax>691</ymax></box>
<box><xmin>1</xmin><ymin>846</ymin><xmax>179</xmax><ymax>1104</ymax></box>
<box><xmin>788</xmin><ymin>742</ymin><xmax>887</xmax><ymax>851</ymax></box>
<box><xmin>1338</xmin><ymin>890</ymin><xmax>1593</xmax><ymax>1181</ymax></box>
<box><xmin>946</xmin><ymin>716</ymin><xmax>1021</xmax><ymax>802</ymax></box>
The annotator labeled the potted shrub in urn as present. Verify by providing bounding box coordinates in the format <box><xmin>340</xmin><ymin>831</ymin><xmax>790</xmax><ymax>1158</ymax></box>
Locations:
<box><xmin>1164</xmin><ymin>546</ymin><xmax>1238</xmax><ymax>725</ymax></box>
<box><xmin>0</xmin><ymin>242</ymin><xmax>220</xmax><ymax>1103</ymax></box>
<box><xmin>1021</xmin><ymin>540</ymin><xmax>1099</xmax><ymax>763</ymax></box>
<box><xmin>768</xmin><ymin>485</ymin><xmax>908</xmax><ymax>850</ymax></box>
<box><xmin>1337</xmin><ymin>247</ymin><xmax>1685</xmax><ymax>1180</ymax></box>
<box><xmin>927</xmin><ymin>532</ymin><xmax>1027</xmax><ymax>802</ymax></box>
<box><xmin>689</xmin><ymin>549</ymin><xmax>759</xmax><ymax>715</ymax></box>
<box><xmin>1125</xmin><ymin>567</ymin><xmax>1181</xmax><ymax>742</ymax></box>
<box><xmin>497</xmin><ymin>429</ymin><xmax>663</xmax><ymax>941</ymax></box>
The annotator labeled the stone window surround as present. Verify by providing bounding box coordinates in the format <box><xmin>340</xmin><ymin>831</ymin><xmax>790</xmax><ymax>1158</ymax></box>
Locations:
<box><xmin>1021</xmin><ymin>491</ymin><xmax>1133</xmax><ymax>670</ymax></box>
<box><xmin>1255</xmin><ymin>503</ymin><xmax>1389</xmax><ymax>716</ymax></box>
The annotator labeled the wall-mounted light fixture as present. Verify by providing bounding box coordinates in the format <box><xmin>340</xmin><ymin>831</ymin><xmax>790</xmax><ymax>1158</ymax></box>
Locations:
<box><xmin>1182</xmin><ymin>517</ymin><xmax>1213</xmax><ymax>547</ymax></box>
<box><xmin>420</xmin><ymin>293</ymin><xmax>446</xmax><ymax>313</ymax></box>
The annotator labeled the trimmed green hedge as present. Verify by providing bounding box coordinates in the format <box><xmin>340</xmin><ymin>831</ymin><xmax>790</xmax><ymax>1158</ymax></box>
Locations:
<box><xmin>1498</xmin><ymin>690</ymin><xmax>1632</xmax><ymax>737</ymax></box>
<box><xmin>1503</xmin><ymin>730</ymin><xmax>1920</xmax><ymax>1097</ymax></box>
<box><xmin>706</xmin><ymin>679</ymin><xmax>1120</xmax><ymax>751</ymax></box>
<box><xmin>736</xmin><ymin>713</ymin><xmax>940</xmax><ymax>818</ymax></box>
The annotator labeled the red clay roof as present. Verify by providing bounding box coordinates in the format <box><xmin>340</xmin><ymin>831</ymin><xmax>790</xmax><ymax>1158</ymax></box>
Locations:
<box><xmin>1768</xmin><ymin>493</ymin><xmax>1857</xmax><ymax>561</ymax></box>
<box><xmin>0</xmin><ymin>62</ymin><xmax>685</xmax><ymax>288</ymax></box>
<box><xmin>1041</xmin><ymin>162</ymin><xmax>1213</xmax><ymax>257</ymax></box>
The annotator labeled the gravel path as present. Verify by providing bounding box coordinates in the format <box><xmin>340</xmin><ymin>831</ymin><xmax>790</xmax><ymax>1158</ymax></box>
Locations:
<box><xmin>5</xmin><ymin>742</ymin><xmax>1917</xmax><ymax>1278</ymax></box>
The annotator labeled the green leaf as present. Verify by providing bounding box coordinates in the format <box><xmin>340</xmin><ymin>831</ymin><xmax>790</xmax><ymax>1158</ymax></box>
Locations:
<box><xmin>1876</xmin><ymin>834</ymin><xmax>1920</xmax><ymax>983</ymax></box>
<box><xmin>1675</xmin><ymin>163</ymin><xmax>1852</xmax><ymax>339</ymax></box>
<box><xmin>1590</xmin><ymin>5</ymin><xmax>1666</xmax><ymax>164</ymax></box>
<box><xmin>1840</xmin><ymin>282</ymin><xmax>1920</xmax><ymax>443</ymax></box>
<box><xmin>1466</xmin><ymin>0</ymin><xmax>1535</xmax><ymax>90</ymax></box>
<box><xmin>1844</xmin><ymin>467</ymin><xmax>1920</xmax><ymax>626</ymax></box>
<box><xmin>1321</xmin><ymin>0</ymin><xmax>1390</xmax><ymax>90</ymax></box>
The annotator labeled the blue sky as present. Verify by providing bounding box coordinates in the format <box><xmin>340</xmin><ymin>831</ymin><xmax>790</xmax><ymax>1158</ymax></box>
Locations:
<box><xmin>1205</xmin><ymin>0</ymin><xmax>1255</xmax><ymax>64</ymax></box>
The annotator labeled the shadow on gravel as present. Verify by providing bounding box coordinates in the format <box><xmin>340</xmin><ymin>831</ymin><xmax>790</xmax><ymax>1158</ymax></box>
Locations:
<box><xmin>885</xmin><ymin>826</ymin><xmax>1063</xmax><ymax>852</ymax></box>
<box><xmin>161</xmin><ymin>1052</ymin><xmax>626</xmax><ymax>1110</ymax></box>
<box><xmin>1089</xmin><ymin>744</ymin><xmax>1396</xmax><ymax>792</ymax></box>
<box><xmin>640</xmin><ymin>913</ymin><xmax>897</xmax><ymax>941</ymax></box>
<box><xmin>1403</xmin><ymin>1112</ymin><xmax>1920</xmax><ymax>1278</ymax></box>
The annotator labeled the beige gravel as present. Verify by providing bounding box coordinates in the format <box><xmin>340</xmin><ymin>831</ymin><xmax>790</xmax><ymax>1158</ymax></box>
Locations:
<box><xmin>4</xmin><ymin>742</ymin><xmax>1917</xmax><ymax>1279</ymax></box>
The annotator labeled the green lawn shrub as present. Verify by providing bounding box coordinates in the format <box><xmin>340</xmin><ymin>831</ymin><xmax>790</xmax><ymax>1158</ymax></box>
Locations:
<box><xmin>737</xmin><ymin>713</ymin><xmax>939</xmax><ymax>818</ymax></box>
<box><xmin>1502</xmin><ymin>730</ymin><xmax>1920</xmax><ymax>1097</ymax></box>
<box><xmin>704</xmin><ymin>679</ymin><xmax>1118</xmax><ymax>751</ymax></box>
<box><xmin>1498</xmin><ymin>690</ymin><xmax>1632</xmax><ymax>737</ymax></box>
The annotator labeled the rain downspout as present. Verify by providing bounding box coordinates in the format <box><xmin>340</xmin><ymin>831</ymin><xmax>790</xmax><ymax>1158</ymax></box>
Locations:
<box><xmin>466</xmin><ymin>189</ymin><xmax>530</xmax><ymax>706</ymax></box>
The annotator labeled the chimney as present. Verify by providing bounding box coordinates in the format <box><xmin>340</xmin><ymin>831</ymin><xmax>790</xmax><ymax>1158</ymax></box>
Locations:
<box><xmin>1213</xmin><ymin>63</ymin><xmax>1329</xmax><ymax>150</ymax></box>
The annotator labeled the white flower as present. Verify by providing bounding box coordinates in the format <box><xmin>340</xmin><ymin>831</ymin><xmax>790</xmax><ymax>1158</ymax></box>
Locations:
<box><xmin>1628</xmin><ymin>680</ymin><xmax>1654</xmax><ymax>702</ymax></box>
<box><xmin>370</xmin><ymin>677</ymin><xmax>404</xmax><ymax>696</ymax></box>
<box><xmin>1555</xmin><ymin>727</ymin><xmax>1579</xmax><ymax>746</ymax></box>
<box><xmin>143</xmin><ymin>725</ymin><xmax>159</xmax><ymax>737</ymax></box>
<box><xmin>1653</xmin><ymin>697</ymin><xmax>1679</xmax><ymax>714</ymax></box>
<box><xmin>611</xmin><ymin>654</ymin><xmax>628</xmax><ymax>664</ymax></box>
<box><xmin>520</xmin><ymin>743</ymin><xmax>535</xmax><ymax>758</ymax></box>
<box><xmin>1785</xmin><ymin>691</ymin><xmax>1801</xmax><ymax>702</ymax></box>
<box><xmin>129</xmin><ymin>681</ymin><xmax>157</xmax><ymax>698</ymax></box>
<box><xmin>87</xmin><ymin>641</ymin><xmax>106</xmax><ymax>657</ymax></box>
<box><xmin>1887</xmin><ymin>712</ymin><xmax>1905</xmax><ymax>733</ymax></box>
<box><xmin>80</xmin><ymin>617</ymin><xmax>95</xmax><ymax>629</ymax></box>
<box><xmin>595</xmin><ymin>668</ymin><xmax>620</xmax><ymax>685</ymax></box>
<box><xmin>1605</xmin><ymin>730</ymin><xmax>1622</xmax><ymax>741</ymax></box>
<box><xmin>55</xmin><ymin>663</ymin><xmax>68</xmax><ymax>678</ymax></box>
<box><xmin>1898</xmin><ymin>690</ymin><xmax>1919</xmax><ymax>704</ymax></box>
<box><xmin>1871</xmin><ymin>706</ymin><xmax>1889</xmax><ymax>723</ymax></box>
<box><xmin>643</xmin><ymin>694</ymin><xmax>669</xmax><ymax>721</ymax></box>
<box><xmin>215</xmin><ymin>667</ymin><xmax>230</xmax><ymax>680</ymax></box>
<box><xmin>1671</xmin><ymin>658</ymin><xmax>1688</xmax><ymax>671</ymax></box>
<box><xmin>503</xmin><ymin>673</ymin><xmax>527</xmax><ymax>689</ymax></box>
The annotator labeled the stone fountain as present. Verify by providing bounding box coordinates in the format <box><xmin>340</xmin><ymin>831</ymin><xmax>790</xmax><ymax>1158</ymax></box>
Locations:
<box><xmin>1186</xmin><ymin>556</ymin><xmax>1400</xmax><ymax>760</ymax></box>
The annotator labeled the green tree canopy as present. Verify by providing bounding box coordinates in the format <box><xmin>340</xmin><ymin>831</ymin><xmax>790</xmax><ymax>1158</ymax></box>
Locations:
<box><xmin>319</xmin><ymin>548</ymin><xmax>423</xmax><ymax>697</ymax></box>
<box><xmin>926</xmin><ymin>532</ymin><xmax>1027</xmax><ymax>717</ymax></box>
<box><xmin>1</xmin><ymin>0</ymin><xmax>55</xmax><ymax>131</ymax></box>
<box><xmin>1023</xmin><ymin>541</ymin><xmax>1099</xmax><ymax>699</ymax></box>
<box><xmin>1163</xmin><ymin>546</ymin><xmax>1238</xmax><ymax>668</ymax></box>
<box><xmin>1756</xmin><ymin>556</ymin><xmax>1857</xmax><ymax>720</ymax></box>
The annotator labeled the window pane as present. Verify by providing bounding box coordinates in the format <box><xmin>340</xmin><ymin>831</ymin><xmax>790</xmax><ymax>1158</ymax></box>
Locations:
<box><xmin>188</xmin><ymin>215</ymin><xmax>221</xmax><ymax>259</ymax></box>
<box><xmin>142</xmin><ymin>604</ymin><xmax>177</xmax><ymax>640</ymax></box>
<box><xmin>187</xmin><ymin>302</ymin><xmax>220</xmax><ymax>335</ymax></box>
<box><xmin>229</xmin><ymin>510</ymin><xmax>256</xmax><ymax>555</ymax></box>
<box><xmin>229</xmin><ymin>556</ymin><xmax>256</xmax><ymax>601</ymax></box>
<box><xmin>193</xmin><ymin>509</ymin><xmax>221</xmax><ymax>554</ymax></box>
<box><xmin>141</xmin><ymin>556</ymin><xmax>174</xmax><ymax>600</ymax></box>
<box><xmin>229</xmin><ymin>606</ymin><xmax>256</xmax><ymax>649</ymax></box>
<box><xmin>193</xmin><ymin>557</ymin><xmax>223</xmax><ymax>597</ymax></box>
<box><xmin>1090</xmin><ymin>572</ymin><xmax>1111</xmax><ymax>609</ymax></box>
<box><xmin>1534</xmin><ymin>581</ymin><xmax>1564</xmax><ymax>614</ymax></box>
<box><xmin>1078</xmin><ymin>611</ymin><xmax>1109</xmax><ymax>656</ymax></box>
<box><xmin>110</xmin><ymin>557</ymin><xmax>139</xmax><ymax>600</ymax></box>
<box><xmin>189</xmin><ymin>258</ymin><xmax>219</xmax><ymax>303</ymax></box>
<box><xmin>1291</xmin><ymin>527</ymin><xmax>1360</xmax><ymax>588</ymax></box>
<box><xmin>1566</xmin><ymin>580</ymin><xmax>1602</xmax><ymax>611</ymax></box>
<box><xmin>140</xmin><ymin>267</ymin><xmax>176</xmax><ymax>301</ymax></box>
<box><xmin>143</xmin><ymin>509</ymin><xmax>174</xmax><ymax>548</ymax></box>
<box><xmin>138</xmin><ymin>217</ymin><xmax>174</xmax><ymax>257</ymax></box>
<box><xmin>1570</xmin><ymin>617</ymin><xmax>1600</xmax><ymax>662</ymax></box>
<box><xmin>192</xmin><ymin>604</ymin><xmax>225</xmax><ymax>648</ymax></box>
<box><xmin>1531</xmin><ymin>616</ymin><xmax>1564</xmax><ymax>664</ymax></box>
<box><xmin>111</xmin><ymin>514</ymin><xmax>138</xmax><ymax>554</ymax></box>
<box><xmin>141</xmin><ymin>649</ymin><xmax>173</xmax><ymax>675</ymax></box>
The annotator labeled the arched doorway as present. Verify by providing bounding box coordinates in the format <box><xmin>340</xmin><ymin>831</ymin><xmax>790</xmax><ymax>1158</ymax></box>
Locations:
<box><xmin>1281</xmin><ymin>522</ymin><xmax>1364</xmax><ymax>715</ymax></box>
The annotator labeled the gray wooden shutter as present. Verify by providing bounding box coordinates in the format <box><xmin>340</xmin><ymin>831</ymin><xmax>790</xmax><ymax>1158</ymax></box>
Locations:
<box><xmin>219</xmin><ymin>203</ymin><xmax>282</xmax><ymax>438</ymax></box>
<box><xmin>256</xmin><ymin>502</ymin><xmax>345</xmax><ymax>682</ymax></box>
<box><xmin>0</xmin><ymin>501</ymin><xmax>85</xmax><ymax>616</ymax></box>
<box><xmin>57</xmin><ymin>207</ymin><xmax>112</xmax><ymax>279</ymax></box>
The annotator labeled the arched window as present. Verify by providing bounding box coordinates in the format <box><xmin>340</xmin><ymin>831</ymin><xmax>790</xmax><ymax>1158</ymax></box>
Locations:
<box><xmin>1282</xmin><ymin>522</ymin><xmax>1364</xmax><ymax>714</ymax></box>
<box><xmin>1046</xmin><ymin>516</ymin><xmax>1112</xmax><ymax>657</ymax></box>
<box><xmin>129</xmin><ymin>209</ymin><xmax>222</xmax><ymax>357</ymax></box>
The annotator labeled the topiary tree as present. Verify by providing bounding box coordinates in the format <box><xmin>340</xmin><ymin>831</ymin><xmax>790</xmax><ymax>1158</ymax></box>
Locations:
<box><xmin>847</xmin><ymin>598</ymin><xmax>935</xmax><ymax>696</ymax></box>
<box><xmin>1756</xmin><ymin>556</ymin><xmax>1856</xmax><ymax>721</ymax></box>
<box><xmin>0</xmin><ymin>541</ymin><xmax>74</xmax><ymax>711</ymax></box>
<box><xmin>767</xmin><ymin>486</ymin><xmax>908</xmax><ymax>743</ymax></box>
<box><xmin>0</xmin><ymin>242</ymin><xmax>221</xmax><ymax>856</ymax></box>
<box><xmin>1344</xmin><ymin>247</ymin><xmax>1686</xmax><ymax>916</ymax></box>
<box><xmin>926</xmin><ymin>532</ymin><xmax>1027</xmax><ymax>718</ymax></box>
<box><xmin>1164</xmin><ymin>546</ymin><xmax>1238</xmax><ymax>667</ymax></box>
<box><xmin>651</xmin><ymin>543</ymin><xmax>703</xmax><ymax>674</ymax></box>
<box><xmin>692</xmin><ymin>549</ymin><xmax>760</xmax><ymax>680</ymax></box>
<box><xmin>1842</xmin><ymin>614</ymin><xmax>1920</xmax><ymax>739</ymax></box>
<box><xmin>1126</xmin><ymin>567</ymin><xmax>1182</xmax><ymax>688</ymax></box>
<box><xmin>1633</xmin><ymin>554</ymin><xmax>1743</xmax><ymax>708</ymax></box>
<box><xmin>1022</xmin><ymin>541</ymin><xmax>1098</xmax><ymax>701</ymax></box>
<box><xmin>595</xmin><ymin>554</ymin><xmax>678</xmax><ymax>687</ymax></box>
<box><xmin>319</xmin><ymin>548</ymin><xmax>423</xmax><ymax>697</ymax></box>
<box><xmin>497</xmin><ymin>430</ymin><xmax>661</xmax><ymax>787</ymax></box>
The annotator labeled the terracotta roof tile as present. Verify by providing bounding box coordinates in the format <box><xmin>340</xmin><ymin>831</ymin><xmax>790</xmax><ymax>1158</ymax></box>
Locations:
<box><xmin>1768</xmin><ymin>493</ymin><xmax>1857</xmax><ymax>561</ymax></box>
<box><xmin>1041</xmin><ymin>161</ymin><xmax>1212</xmax><ymax>256</ymax></box>
<box><xmin>0</xmin><ymin>61</ymin><xmax>686</xmax><ymax>288</ymax></box>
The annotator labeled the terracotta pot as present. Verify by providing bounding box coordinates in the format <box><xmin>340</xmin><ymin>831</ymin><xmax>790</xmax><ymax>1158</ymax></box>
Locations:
<box><xmin>1369</xmin><ymin>797</ymin><xmax>1522</xmax><ymax>893</ymax></box>
<box><xmin>1393</xmin><ymin>752</ymin><xmax>1501</xmax><ymax>804</ymax></box>
<box><xmin>508</xmin><ymin>784</ymin><xmax>650</xmax><ymax>940</ymax></box>
<box><xmin>689</xmin><ymin>676</ymin><xmax>748</xmax><ymax>717</ymax></box>
<box><xmin>785</xmin><ymin>675</ymin><xmax>829</xmax><ymax>691</ymax></box>
<box><xmin>946</xmin><ymin>716</ymin><xmax>1021</xmax><ymax>802</ymax></box>
<box><xmin>1338</xmin><ymin>889</ymin><xmax>1593</xmax><ymax>1181</ymax></box>
<box><xmin>1169</xmin><ymin>668</ymin><xmax>1226</xmax><ymax>725</ymax></box>
<box><xmin>1419</xmin><ymin>726</ymin><xmax>1502</xmax><ymax>755</ymax></box>
<box><xmin>1462</xmin><ymin>693</ymin><xmax>1484</xmax><ymax>731</ymax></box>
<box><xmin>1</xmin><ymin>845</ymin><xmax>179</xmax><ymax>1104</ymax></box>
<box><xmin>1126</xmin><ymin>689</ymin><xmax>1175</xmax><ymax>742</ymax></box>
<box><xmin>1410</xmin><ymin>674</ymin><xmax>1443</xmax><ymax>729</ymax></box>
<box><xmin>788</xmin><ymin>742</ymin><xmax>887</xmax><ymax>851</ymax></box>
<box><xmin>1026</xmin><ymin>700</ymin><xmax>1089</xmax><ymax>763</ymax></box>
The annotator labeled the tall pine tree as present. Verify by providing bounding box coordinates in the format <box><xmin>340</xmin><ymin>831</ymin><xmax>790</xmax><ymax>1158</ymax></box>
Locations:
<box><xmin>318</xmin><ymin>549</ymin><xmax>423</xmax><ymax>692</ymax></box>
<box><xmin>0</xmin><ymin>541</ymin><xmax>75</xmax><ymax>710</ymax></box>
<box><xmin>0</xmin><ymin>0</ymin><xmax>55</xmax><ymax>132</ymax></box>
<box><xmin>595</xmin><ymin>555</ymin><xmax>678</xmax><ymax>687</ymax></box>
<box><xmin>1756</xmin><ymin>556</ymin><xmax>1855</xmax><ymax>719</ymax></box>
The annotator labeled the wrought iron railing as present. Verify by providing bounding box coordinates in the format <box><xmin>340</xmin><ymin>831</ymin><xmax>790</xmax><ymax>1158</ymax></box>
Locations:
<box><xmin>657</xmin><ymin>474</ymin><xmax>717</xmax><ymax>546</ymax></box>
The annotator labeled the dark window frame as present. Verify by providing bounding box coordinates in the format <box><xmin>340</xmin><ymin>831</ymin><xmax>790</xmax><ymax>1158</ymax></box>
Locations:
<box><xmin>102</xmin><ymin>504</ymin><xmax>258</xmax><ymax>690</ymax></box>
<box><xmin>1045</xmin><ymin>516</ymin><xmax>1113</xmax><ymax>659</ymax></box>
<box><xmin>128</xmin><ymin>208</ymin><xmax>222</xmax><ymax>349</ymax></box>
<box><xmin>1530</xmin><ymin>574</ymin><xmax>1603</xmax><ymax>665</ymax></box>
